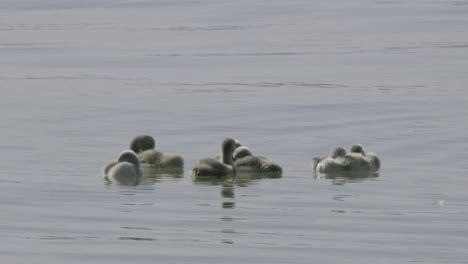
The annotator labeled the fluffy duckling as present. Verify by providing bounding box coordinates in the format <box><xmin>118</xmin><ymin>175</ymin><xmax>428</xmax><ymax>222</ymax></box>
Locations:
<box><xmin>314</xmin><ymin>147</ymin><xmax>351</xmax><ymax>174</ymax></box>
<box><xmin>233</xmin><ymin>146</ymin><xmax>282</xmax><ymax>174</ymax></box>
<box><xmin>129</xmin><ymin>135</ymin><xmax>184</xmax><ymax>169</ymax></box>
<box><xmin>348</xmin><ymin>144</ymin><xmax>380</xmax><ymax>172</ymax></box>
<box><xmin>214</xmin><ymin>139</ymin><xmax>242</xmax><ymax>160</ymax></box>
<box><xmin>192</xmin><ymin>138</ymin><xmax>237</xmax><ymax>178</ymax></box>
<box><xmin>103</xmin><ymin>150</ymin><xmax>142</xmax><ymax>185</ymax></box>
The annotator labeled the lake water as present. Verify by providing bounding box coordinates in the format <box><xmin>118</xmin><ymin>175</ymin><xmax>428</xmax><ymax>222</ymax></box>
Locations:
<box><xmin>1</xmin><ymin>0</ymin><xmax>468</xmax><ymax>263</ymax></box>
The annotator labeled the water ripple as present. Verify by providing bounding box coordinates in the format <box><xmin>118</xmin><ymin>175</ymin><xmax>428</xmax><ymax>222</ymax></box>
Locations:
<box><xmin>118</xmin><ymin>237</ymin><xmax>157</xmax><ymax>241</ymax></box>
<box><xmin>0</xmin><ymin>23</ymin><xmax>269</xmax><ymax>32</ymax></box>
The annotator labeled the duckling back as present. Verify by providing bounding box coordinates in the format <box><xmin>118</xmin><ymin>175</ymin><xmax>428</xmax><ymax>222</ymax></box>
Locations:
<box><xmin>233</xmin><ymin>146</ymin><xmax>282</xmax><ymax>174</ymax></box>
<box><xmin>348</xmin><ymin>144</ymin><xmax>380</xmax><ymax>172</ymax></box>
<box><xmin>104</xmin><ymin>150</ymin><xmax>142</xmax><ymax>185</ymax></box>
<box><xmin>314</xmin><ymin>147</ymin><xmax>352</xmax><ymax>174</ymax></box>
<box><xmin>130</xmin><ymin>135</ymin><xmax>184</xmax><ymax>169</ymax></box>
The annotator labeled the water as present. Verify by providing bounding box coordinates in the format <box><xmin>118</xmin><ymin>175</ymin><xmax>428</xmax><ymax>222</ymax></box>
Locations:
<box><xmin>1</xmin><ymin>1</ymin><xmax>468</xmax><ymax>263</ymax></box>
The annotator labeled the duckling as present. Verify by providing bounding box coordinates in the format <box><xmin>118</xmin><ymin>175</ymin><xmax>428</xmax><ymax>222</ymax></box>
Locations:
<box><xmin>103</xmin><ymin>150</ymin><xmax>142</xmax><ymax>185</ymax></box>
<box><xmin>233</xmin><ymin>146</ymin><xmax>282</xmax><ymax>174</ymax></box>
<box><xmin>314</xmin><ymin>147</ymin><xmax>351</xmax><ymax>174</ymax></box>
<box><xmin>214</xmin><ymin>139</ymin><xmax>242</xmax><ymax>160</ymax></box>
<box><xmin>192</xmin><ymin>138</ymin><xmax>237</xmax><ymax>178</ymax></box>
<box><xmin>348</xmin><ymin>144</ymin><xmax>380</xmax><ymax>172</ymax></box>
<box><xmin>129</xmin><ymin>135</ymin><xmax>183</xmax><ymax>169</ymax></box>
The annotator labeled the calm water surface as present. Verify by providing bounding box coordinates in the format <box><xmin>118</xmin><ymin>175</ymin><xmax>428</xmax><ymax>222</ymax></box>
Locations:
<box><xmin>1</xmin><ymin>1</ymin><xmax>468</xmax><ymax>263</ymax></box>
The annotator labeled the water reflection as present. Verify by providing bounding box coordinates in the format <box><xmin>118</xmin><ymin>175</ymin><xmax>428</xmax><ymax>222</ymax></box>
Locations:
<box><xmin>221</xmin><ymin>181</ymin><xmax>236</xmax><ymax>209</ymax></box>
<box><xmin>119</xmin><ymin>237</ymin><xmax>156</xmax><ymax>241</ymax></box>
<box><xmin>192</xmin><ymin>171</ymin><xmax>282</xmax><ymax>209</ymax></box>
<box><xmin>104</xmin><ymin>165</ymin><xmax>183</xmax><ymax>186</ymax></box>
<box><xmin>236</xmin><ymin>170</ymin><xmax>282</xmax><ymax>187</ymax></box>
<box><xmin>313</xmin><ymin>171</ymin><xmax>379</xmax><ymax>185</ymax></box>
<box><xmin>139</xmin><ymin>166</ymin><xmax>183</xmax><ymax>184</ymax></box>
<box><xmin>104</xmin><ymin>175</ymin><xmax>140</xmax><ymax>186</ymax></box>
<box><xmin>332</xmin><ymin>194</ymin><xmax>359</xmax><ymax>202</ymax></box>
<box><xmin>192</xmin><ymin>171</ymin><xmax>282</xmax><ymax>187</ymax></box>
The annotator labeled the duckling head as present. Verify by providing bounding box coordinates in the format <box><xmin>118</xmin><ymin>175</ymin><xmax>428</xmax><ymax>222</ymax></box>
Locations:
<box><xmin>118</xmin><ymin>150</ymin><xmax>140</xmax><ymax>167</ymax></box>
<box><xmin>330</xmin><ymin>147</ymin><xmax>346</xmax><ymax>158</ymax></box>
<box><xmin>350</xmin><ymin>144</ymin><xmax>365</xmax><ymax>155</ymax></box>
<box><xmin>130</xmin><ymin>135</ymin><xmax>156</xmax><ymax>153</ymax></box>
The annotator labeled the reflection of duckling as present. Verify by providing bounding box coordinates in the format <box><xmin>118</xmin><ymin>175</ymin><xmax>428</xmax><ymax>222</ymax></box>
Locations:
<box><xmin>103</xmin><ymin>150</ymin><xmax>142</xmax><ymax>185</ymax></box>
<box><xmin>348</xmin><ymin>144</ymin><xmax>380</xmax><ymax>172</ymax></box>
<box><xmin>129</xmin><ymin>135</ymin><xmax>183</xmax><ymax>169</ymax></box>
<box><xmin>233</xmin><ymin>146</ymin><xmax>282</xmax><ymax>174</ymax></box>
<box><xmin>192</xmin><ymin>138</ymin><xmax>237</xmax><ymax>178</ymax></box>
<box><xmin>314</xmin><ymin>147</ymin><xmax>351</xmax><ymax>174</ymax></box>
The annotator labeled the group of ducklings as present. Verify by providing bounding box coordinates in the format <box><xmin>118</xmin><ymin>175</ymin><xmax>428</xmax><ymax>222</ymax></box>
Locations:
<box><xmin>103</xmin><ymin>135</ymin><xmax>380</xmax><ymax>184</ymax></box>
<box><xmin>312</xmin><ymin>144</ymin><xmax>380</xmax><ymax>175</ymax></box>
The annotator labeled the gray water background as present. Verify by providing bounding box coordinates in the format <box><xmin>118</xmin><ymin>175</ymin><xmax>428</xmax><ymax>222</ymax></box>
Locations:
<box><xmin>1</xmin><ymin>1</ymin><xmax>468</xmax><ymax>263</ymax></box>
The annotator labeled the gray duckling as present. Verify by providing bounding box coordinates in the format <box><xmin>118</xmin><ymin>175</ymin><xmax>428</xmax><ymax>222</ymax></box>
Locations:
<box><xmin>192</xmin><ymin>138</ymin><xmax>237</xmax><ymax>178</ymax></box>
<box><xmin>233</xmin><ymin>146</ymin><xmax>282</xmax><ymax>174</ymax></box>
<box><xmin>130</xmin><ymin>135</ymin><xmax>184</xmax><ymax>169</ymax></box>
<box><xmin>103</xmin><ymin>150</ymin><xmax>142</xmax><ymax>185</ymax></box>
